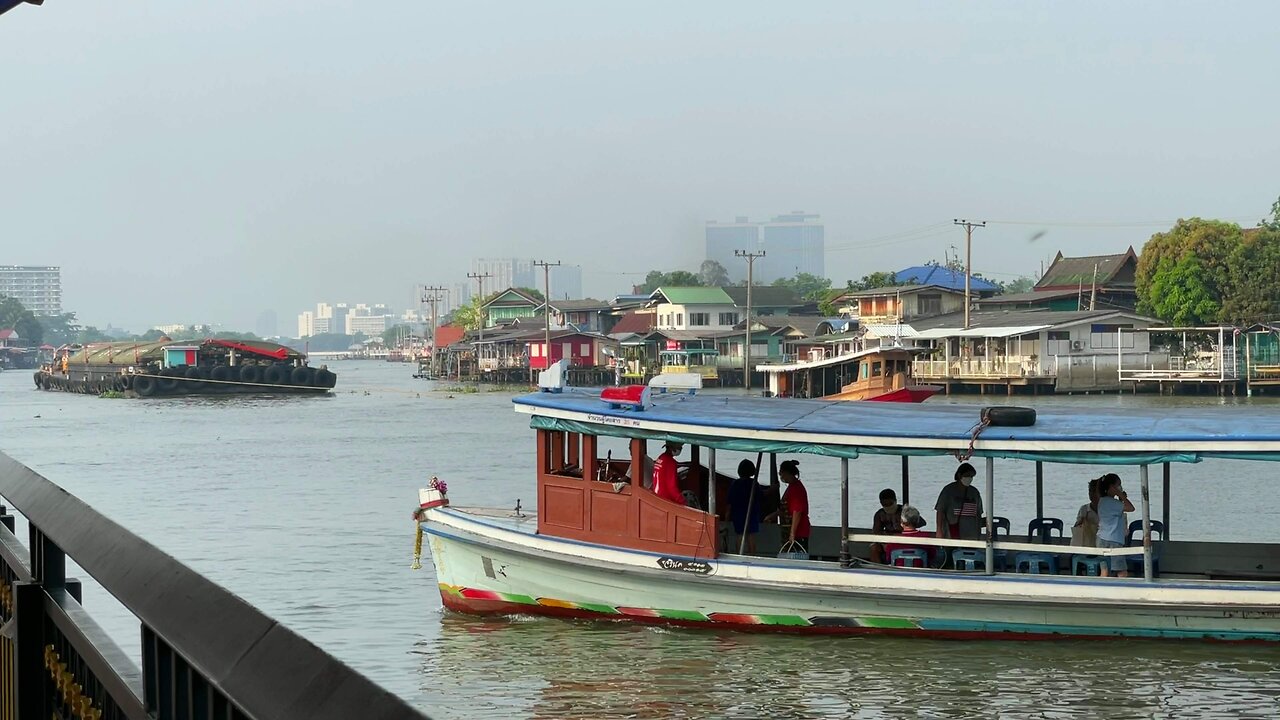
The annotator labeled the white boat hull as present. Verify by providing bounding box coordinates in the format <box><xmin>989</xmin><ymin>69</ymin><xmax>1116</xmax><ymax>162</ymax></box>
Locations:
<box><xmin>422</xmin><ymin>507</ymin><xmax>1280</xmax><ymax>641</ymax></box>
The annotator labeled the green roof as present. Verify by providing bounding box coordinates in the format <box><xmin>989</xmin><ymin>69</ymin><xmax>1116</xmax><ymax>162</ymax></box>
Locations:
<box><xmin>651</xmin><ymin>287</ymin><xmax>734</xmax><ymax>305</ymax></box>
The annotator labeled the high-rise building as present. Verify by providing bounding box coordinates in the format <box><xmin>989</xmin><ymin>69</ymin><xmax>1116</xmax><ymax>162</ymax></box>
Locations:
<box><xmin>297</xmin><ymin>311</ymin><xmax>315</xmax><ymax>338</ymax></box>
<box><xmin>256</xmin><ymin>310</ymin><xmax>278</xmax><ymax>338</ymax></box>
<box><xmin>0</xmin><ymin>265</ymin><xmax>62</xmax><ymax>316</ymax></box>
<box><xmin>705</xmin><ymin>218</ymin><xmax>760</xmax><ymax>284</ymax></box>
<box><xmin>472</xmin><ymin>258</ymin><xmax>583</xmax><ymax>298</ymax></box>
<box><xmin>759</xmin><ymin>212</ymin><xmax>825</xmax><ymax>282</ymax></box>
<box><xmin>704</xmin><ymin>213</ymin><xmax>825</xmax><ymax>285</ymax></box>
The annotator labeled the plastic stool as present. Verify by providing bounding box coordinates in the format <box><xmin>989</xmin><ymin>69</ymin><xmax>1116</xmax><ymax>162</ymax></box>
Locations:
<box><xmin>952</xmin><ymin>549</ymin><xmax>986</xmax><ymax>571</ymax></box>
<box><xmin>1072</xmin><ymin>555</ymin><xmax>1104</xmax><ymax>576</ymax></box>
<box><xmin>890</xmin><ymin>548</ymin><xmax>928</xmax><ymax>568</ymax></box>
<box><xmin>1015</xmin><ymin>552</ymin><xmax>1055</xmax><ymax>574</ymax></box>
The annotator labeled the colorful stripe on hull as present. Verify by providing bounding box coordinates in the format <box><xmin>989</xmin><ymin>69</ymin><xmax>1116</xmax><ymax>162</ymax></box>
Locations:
<box><xmin>436</xmin><ymin>584</ymin><xmax>1280</xmax><ymax>642</ymax></box>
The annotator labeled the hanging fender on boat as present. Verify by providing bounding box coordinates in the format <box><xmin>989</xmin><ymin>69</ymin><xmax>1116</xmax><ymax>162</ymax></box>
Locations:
<box><xmin>981</xmin><ymin>406</ymin><xmax>1036</xmax><ymax>427</ymax></box>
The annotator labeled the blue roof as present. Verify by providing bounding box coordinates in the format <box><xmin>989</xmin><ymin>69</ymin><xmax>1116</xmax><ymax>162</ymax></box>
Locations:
<box><xmin>895</xmin><ymin>266</ymin><xmax>999</xmax><ymax>292</ymax></box>
<box><xmin>513</xmin><ymin>391</ymin><xmax>1280</xmax><ymax>465</ymax></box>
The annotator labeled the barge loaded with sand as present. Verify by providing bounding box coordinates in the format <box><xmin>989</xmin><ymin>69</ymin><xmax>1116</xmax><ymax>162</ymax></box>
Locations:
<box><xmin>34</xmin><ymin>339</ymin><xmax>337</xmax><ymax>397</ymax></box>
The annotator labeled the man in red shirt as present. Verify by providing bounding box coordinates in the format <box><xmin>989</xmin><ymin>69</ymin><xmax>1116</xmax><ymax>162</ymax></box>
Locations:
<box><xmin>769</xmin><ymin>459</ymin><xmax>810</xmax><ymax>552</ymax></box>
<box><xmin>651</xmin><ymin>441</ymin><xmax>686</xmax><ymax>505</ymax></box>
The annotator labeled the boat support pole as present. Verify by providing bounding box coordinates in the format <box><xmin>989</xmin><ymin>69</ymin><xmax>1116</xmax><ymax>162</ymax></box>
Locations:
<box><xmin>1141</xmin><ymin>464</ymin><xmax>1153</xmax><ymax>582</ymax></box>
<box><xmin>900</xmin><ymin>456</ymin><xmax>910</xmax><ymax>505</ymax></box>
<box><xmin>984</xmin><ymin>457</ymin><xmax>994</xmax><ymax>575</ymax></box>
<box><xmin>1034</xmin><ymin>461</ymin><xmax>1044</xmax><ymax>520</ymax></box>
<box><xmin>839</xmin><ymin>458</ymin><xmax>850</xmax><ymax>566</ymax></box>
<box><xmin>707</xmin><ymin>448</ymin><xmax>717</xmax><ymax>519</ymax></box>
<box><xmin>1162</xmin><ymin>462</ymin><xmax>1171</xmax><ymax>540</ymax></box>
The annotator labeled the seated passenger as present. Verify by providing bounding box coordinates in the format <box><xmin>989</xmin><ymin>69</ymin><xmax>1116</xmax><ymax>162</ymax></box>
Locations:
<box><xmin>1072</xmin><ymin>478</ymin><xmax>1100</xmax><ymax>547</ymax></box>
<box><xmin>869</xmin><ymin>488</ymin><xmax>903</xmax><ymax>564</ymax></box>
<box><xmin>651</xmin><ymin>441</ymin><xmax>687</xmax><ymax>505</ymax></box>
<box><xmin>884</xmin><ymin>505</ymin><xmax>934</xmax><ymax>566</ymax></box>
<box><xmin>728</xmin><ymin>459</ymin><xmax>765</xmax><ymax>553</ymax></box>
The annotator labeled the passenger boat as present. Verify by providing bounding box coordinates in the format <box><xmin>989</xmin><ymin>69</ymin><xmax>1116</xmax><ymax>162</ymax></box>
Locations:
<box><xmin>413</xmin><ymin>369</ymin><xmax>1280</xmax><ymax>641</ymax></box>
<box><xmin>759</xmin><ymin>346</ymin><xmax>941</xmax><ymax>402</ymax></box>
<box><xmin>33</xmin><ymin>339</ymin><xmax>337</xmax><ymax>396</ymax></box>
<box><xmin>659</xmin><ymin>347</ymin><xmax>720</xmax><ymax>385</ymax></box>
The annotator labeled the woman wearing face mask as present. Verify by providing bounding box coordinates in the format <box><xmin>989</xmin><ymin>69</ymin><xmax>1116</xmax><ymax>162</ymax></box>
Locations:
<box><xmin>935</xmin><ymin>462</ymin><xmax>983</xmax><ymax>541</ymax></box>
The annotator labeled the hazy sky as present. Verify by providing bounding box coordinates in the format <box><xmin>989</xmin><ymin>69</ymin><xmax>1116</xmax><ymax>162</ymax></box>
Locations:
<box><xmin>2</xmin><ymin>2</ymin><xmax>1276</xmax><ymax>332</ymax></box>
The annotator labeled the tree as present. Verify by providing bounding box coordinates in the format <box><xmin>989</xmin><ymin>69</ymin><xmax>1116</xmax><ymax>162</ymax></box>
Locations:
<box><xmin>37</xmin><ymin>312</ymin><xmax>81</xmax><ymax>345</ymax></box>
<box><xmin>698</xmin><ymin>259</ymin><xmax>731</xmax><ymax>287</ymax></box>
<box><xmin>1136</xmin><ymin>218</ymin><xmax>1241</xmax><ymax>321</ymax></box>
<box><xmin>382</xmin><ymin>324</ymin><xmax>414</xmax><ymax>346</ymax></box>
<box><xmin>849</xmin><ymin>271</ymin><xmax>900</xmax><ymax>291</ymax></box>
<box><xmin>998</xmin><ymin>276</ymin><xmax>1037</xmax><ymax>295</ymax></box>
<box><xmin>772</xmin><ymin>272</ymin><xmax>833</xmax><ymax>301</ymax></box>
<box><xmin>639</xmin><ymin>269</ymin><xmax>705</xmax><ymax>293</ymax></box>
<box><xmin>1221</xmin><ymin>226</ymin><xmax>1280</xmax><ymax>324</ymax></box>
<box><xmin>516</xmin><ymin>287</ymin><xmax>545</xmax><ymax>301</ymax></box>
<box><xmin>0</xmin><ymin>295</ymin><xmax>43</xmax><ymax>345</ymax></box>
<box><xmin>1262</xmin><ymin>194</ymin><xmax>1280</xmax><ymax>231</ymax></box>
<box><xmin>1144</xmin><ymin>253</ymin><xmax>1220</xmax><ymax>325</ymax></box>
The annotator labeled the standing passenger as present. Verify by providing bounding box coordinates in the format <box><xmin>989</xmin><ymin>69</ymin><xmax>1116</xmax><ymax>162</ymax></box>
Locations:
<box><xmin>651</xmin><ymin>441</ymin><xmax>687</xmax><ymax>505</ymax></box>
<box><xmin>766</xmin><ymin>460</ymin><xmax>811</xmax><ymax>553</ymax></box>
<box><xmin>727</xmin><ymin>459</ymin><xmax>764</xmax><ymax>553</ymax></box>
<box><xmin>1095</xmin><ymin>473</ymin><xmax>1135</xmax><ymax>577</ymax></box>
<box><xmin>935</xmin><ymin>462</ymin><xmax>983</xmax><ymax>540</ymax></box>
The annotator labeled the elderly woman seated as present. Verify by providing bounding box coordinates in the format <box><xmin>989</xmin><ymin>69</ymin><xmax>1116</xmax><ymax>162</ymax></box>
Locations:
<box><xmin>882</xmin><ymin>506</ymin><xmax>937</xmax><ymax>567</ymax></box>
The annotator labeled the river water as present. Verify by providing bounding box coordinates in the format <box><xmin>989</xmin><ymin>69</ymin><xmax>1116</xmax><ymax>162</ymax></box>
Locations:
<box><xmin>1</xmin><ymin>362</ymin><xmax>1278</xmax><ymax>719</ymax></box>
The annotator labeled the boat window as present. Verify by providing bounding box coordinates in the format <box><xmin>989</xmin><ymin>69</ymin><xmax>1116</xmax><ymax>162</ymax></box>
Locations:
<box><xmin>872</xmin><ymin>361</ymin><xmax>882</xmax><ymax>377</ymax></box>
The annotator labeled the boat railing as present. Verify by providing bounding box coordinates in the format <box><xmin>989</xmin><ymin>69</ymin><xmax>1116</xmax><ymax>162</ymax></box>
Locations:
<box><xmin>847</xmin><ymin>533</ymin><xmax>1146</xmax><ymax>559</ymax></box>
<box><xmin>912</xmin><ymin>356</ymin><xmax>1049</xmax><ymax>380</ymax></box>
<box><xmin>0</xmin><ymin>452</ymin><xmax>427</xmax><ymax>720</ymax></box>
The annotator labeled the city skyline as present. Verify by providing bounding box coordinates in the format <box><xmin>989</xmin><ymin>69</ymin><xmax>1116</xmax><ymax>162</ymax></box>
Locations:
<box><xmin>3</xmin><ymin>3</ymin><xmax>1277</xmax><ymax>332</ymax></box>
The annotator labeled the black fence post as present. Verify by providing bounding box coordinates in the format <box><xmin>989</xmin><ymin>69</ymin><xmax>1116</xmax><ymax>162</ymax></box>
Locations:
<box><xmin>14</xmin><ymin>581</ymin><xmax>47</xmax><ymax>720</ymax></box>
<box><xmin>0</xmin><ymin>505</ymin><xmax>12</xmax><ymax>532</ymax></box>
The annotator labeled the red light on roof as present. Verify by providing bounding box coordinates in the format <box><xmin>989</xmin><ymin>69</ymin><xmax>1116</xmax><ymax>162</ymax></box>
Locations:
<box><xmin>600</xmin><ymin>385</ymin><xmax>650</xmax><ymax>410</ymax></box>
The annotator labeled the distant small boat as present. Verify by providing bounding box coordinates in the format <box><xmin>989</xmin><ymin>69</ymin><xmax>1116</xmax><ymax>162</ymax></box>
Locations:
<box><xmin>759</xmin><ymin>346</ymin><xmax>940</xmax><ymax>402</ymax></box>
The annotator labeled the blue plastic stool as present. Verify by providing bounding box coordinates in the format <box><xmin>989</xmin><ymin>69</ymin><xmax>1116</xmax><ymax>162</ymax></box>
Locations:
<box><xmin>1072</xmin><ymin>555</ymin><xmax>1104</xmax><ymax>576</ymax></box>
<box><xmin>890</xmin><ymin>548</ymin><xmax>928</xmax><ymax>568</ymax></box>
<box><xmin>1015</xmin><ymin>552</ymin><xmax>1055</xmax><ymax>574</ymax></box>
<box><xmin>952</xmin><ymin>549</ymin><xmax>985</xmax><ymax>571</ymax></box>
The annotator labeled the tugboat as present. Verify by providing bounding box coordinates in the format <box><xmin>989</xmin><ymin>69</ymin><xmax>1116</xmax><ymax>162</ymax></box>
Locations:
<box><xmin>34</xmin><ymin>338</ymin><xmax>337</xmax><ymax>397</ymax></box>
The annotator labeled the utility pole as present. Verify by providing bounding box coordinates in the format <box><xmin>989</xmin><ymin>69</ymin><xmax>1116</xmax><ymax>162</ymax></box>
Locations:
<box><xmin>421</xmin><ymin>285</ymin><xmax>447</xmax><ymax>374</ymax></box>
<box><xmin>953</xmin><ymin>219</ymin><xmax>986</xmax><ymax>330</ymax></box>
<box><xmin>533</xmin><ymin>260</ymin><xmax>561</xmax><ymax>373</ymax></box>
<box><xmin>466</xmin><ymin>272</ymin><xmax>493</xmax><ymax>372</ymax></box>
<box><xmin>1089</xmin><ymin>262</ymin><xmax>1100</xmax><ymax>311</ymax></box>
<box><xmin>735</xmin><ymin>249</ymin><xmax>766</xmax><ymax>392</ymax></box>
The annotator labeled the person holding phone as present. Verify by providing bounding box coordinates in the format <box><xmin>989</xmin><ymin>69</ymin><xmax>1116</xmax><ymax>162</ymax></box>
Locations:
<box><xmin>1095</xmin><ymin>473</ymin><xmax>1135</xmax><ymax>577</ymax></box>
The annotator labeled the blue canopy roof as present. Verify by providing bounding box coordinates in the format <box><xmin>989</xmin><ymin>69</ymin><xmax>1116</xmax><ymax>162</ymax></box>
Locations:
<box><xmin>514</xmin><ymin>391</ymin><xmax>1280</xmax><ymax>465</ymax></box>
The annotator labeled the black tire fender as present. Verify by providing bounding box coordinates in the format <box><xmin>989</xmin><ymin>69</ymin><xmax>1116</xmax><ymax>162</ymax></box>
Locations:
<box><xmin>263</xmin><ymin>364</ymin><xmax>290</xmax><ymax>386</ymax></box>
<box><xmin>291</xmin><ymin>366</ymin><xmax>315</xmax><ymax>386</ymax></box>
<box><xmin>239</xmin><ymin>364</ymin><xmax>263</xmax><ymax>384</ymax></box>
<box><xmin>210</xmin><ymin>365</ymin><xmax>234</xmax><ymax>383</ymax></box>
<box><xmin>982</xmin><ymin>406</ymin><xmax>1036</xmax><ymax>427</ymax></box>
<box><xmin>134</xmin><ymin>375</ymin><xmax>157</xmax><ymax>397</ymax></box>
<box><xmin>312</xmin><ymin>368</ymin><xmax>335</xmax><ymax>388</ymax></box>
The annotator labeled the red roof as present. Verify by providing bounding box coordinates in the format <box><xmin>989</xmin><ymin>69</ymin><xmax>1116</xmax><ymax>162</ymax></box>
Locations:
<box><xmin>610</xmin><ymin>311</ymin><xmax>655</xmax><ymax>335</ymax></box>
<box><xmin>0</xmin><ymin>329</ymin><xmax>17</xmax><ymax>340</ymax></box>
<box><xmin>433</xmin><ymin>324</ymin><xmax>466</xmax><ymax>348</ymax></box>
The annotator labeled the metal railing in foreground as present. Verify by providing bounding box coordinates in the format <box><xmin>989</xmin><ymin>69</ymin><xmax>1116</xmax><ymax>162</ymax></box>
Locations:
<box><xmin>0</xmin><ymin>451</ymin><xmax>429</xmax><ymax>720</ymax></box>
